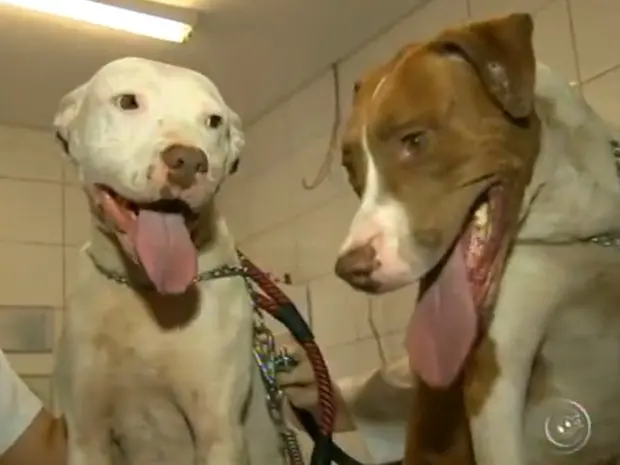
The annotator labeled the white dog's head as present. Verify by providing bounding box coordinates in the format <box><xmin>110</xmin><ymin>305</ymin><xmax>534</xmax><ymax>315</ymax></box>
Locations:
<box><xmin>54</xmin><ymin>57</ymin><xmax>244</xmax><ymax>294</ymax></box>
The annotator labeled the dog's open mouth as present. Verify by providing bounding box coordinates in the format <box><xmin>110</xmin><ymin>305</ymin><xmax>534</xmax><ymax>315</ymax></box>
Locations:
<box><xmin>96</xmin><ymin>185</ymin><xmax>200</xmax><ymax>295</ymax></box>
<box><xmin>406</xmin><ymin>184</ymin><xmax>509</xmax><ymax>388</ymax></box>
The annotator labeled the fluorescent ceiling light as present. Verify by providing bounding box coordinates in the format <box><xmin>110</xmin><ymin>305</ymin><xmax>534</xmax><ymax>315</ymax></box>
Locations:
<box><xmin>0</xmin><ymin>0</ymin><xmax>193</xmax><ymax>43</ymax></box>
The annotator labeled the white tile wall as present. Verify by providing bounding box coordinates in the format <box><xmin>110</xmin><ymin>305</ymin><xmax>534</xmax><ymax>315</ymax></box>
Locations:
<box><xmin>569</xmin><ymin>0</ymin><xmax>620</xmax><ymax>82</ymax></box>
<box><xmin>0</xmin><ymin>179</ymin><xmax>62</xmax><ymax>244</ymax></box>
<box><xmin>0</xmin><ymin>123</ymin><xmax>74</xmax><ymax>391</ymax></box>
<box><xmin>0</xmin><ymin>306</ymin><xmax>55</xmax><ymax>352</ymax></box>
<box><xmin>0</xmin><ymin>125</ymin><xmax>63</xmax><ymax>182</ymax></box>
<box><xmin>582</xmin><ymin>67</ymin><xmax>620</xmax><ymax>126</ymax></box>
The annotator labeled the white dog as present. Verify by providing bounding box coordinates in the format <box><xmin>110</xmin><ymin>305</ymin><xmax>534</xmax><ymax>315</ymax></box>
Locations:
<box><xmin>52</xmin><ymin>57</ymin><xmax>287</xmax><ymax>465</ymax></box>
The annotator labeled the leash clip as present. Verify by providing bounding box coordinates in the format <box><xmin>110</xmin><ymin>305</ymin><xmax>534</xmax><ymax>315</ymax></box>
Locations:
<box><xmin>274</xmin><ymin>348</ymin><xmax>299</xmax><ymax>374</ymax></box>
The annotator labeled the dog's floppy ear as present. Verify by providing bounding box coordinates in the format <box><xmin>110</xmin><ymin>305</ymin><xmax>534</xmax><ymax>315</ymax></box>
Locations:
<box><xmin>429</xmin><ymin>13</ymin><xmax>536</xmax><ymax>119</ymax></box>
<box><xmin>226</xmin><ymin>108</ymin><xmax>245</xmax><ymax>175</ymax></box>
<box><xmin>53</xmin><ymin>82</ymin><xmax>89</xmax><ymax>156</ymax></box>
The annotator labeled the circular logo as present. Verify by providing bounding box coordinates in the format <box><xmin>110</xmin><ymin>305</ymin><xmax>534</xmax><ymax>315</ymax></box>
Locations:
<box><xmin>543</xmin><ymin>398</ymin><xmax>591</xmax><ymax>454</ymax></box>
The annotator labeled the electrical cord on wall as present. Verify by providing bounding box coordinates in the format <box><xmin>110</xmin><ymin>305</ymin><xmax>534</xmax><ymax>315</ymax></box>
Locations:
<box><xmin>299</xmin><ymin>62</ymin><xmax>388</xmax><ymax>366</ymax></box>
<box><xmin>368</xmin><ymin>303</ymin><xmax>388</xmax><ymax>367</ymax></box>
<box><xmin>302</xmin><ymin>62</ymin><xmax>342</xmax><ymax>190</ymax></box>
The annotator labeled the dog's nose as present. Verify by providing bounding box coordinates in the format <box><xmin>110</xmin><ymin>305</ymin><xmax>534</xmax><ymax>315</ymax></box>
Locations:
<box><xmin>334</xmin><ymin>244</ymin><xmax>380</xmax><ymax>290</ymax></box>
<box><xmin>161</xmin><ymin>144</ymin><xmax>209</xmax><ymax>189</ymax></box>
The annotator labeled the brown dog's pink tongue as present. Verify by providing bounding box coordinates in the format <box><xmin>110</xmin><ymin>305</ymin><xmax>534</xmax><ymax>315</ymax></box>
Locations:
<box><xmin>134</xmin><ymin>210</ymin><xmax>197</xmax><ymax>294</ymax></box>
<box><xmin>405</xmin><ymin>242</ymin><xmax>477</xmax><ymax>388</ymax></box>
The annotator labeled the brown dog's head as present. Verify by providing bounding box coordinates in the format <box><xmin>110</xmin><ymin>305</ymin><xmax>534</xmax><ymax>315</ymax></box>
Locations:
<box><xmin>335</xmin><ymin>14</ymin><xmax>541</xmax><ymax>387</ymax></box>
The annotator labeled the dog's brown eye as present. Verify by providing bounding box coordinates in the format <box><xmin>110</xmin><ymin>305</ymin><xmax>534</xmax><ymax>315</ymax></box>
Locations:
<box><xmin>205</xmin><ymin>114</ymin><xmax>223</xmax><ymax>129</ymax></box>
<box><xmin>401</xmin><ymin>131</ymin><xmax>428</xmax><ymax>157</ymax></box>
<box><xmin>115</xmin><ymin>94</ymin><xmax>140</xmax><ymax>110</ymax></box>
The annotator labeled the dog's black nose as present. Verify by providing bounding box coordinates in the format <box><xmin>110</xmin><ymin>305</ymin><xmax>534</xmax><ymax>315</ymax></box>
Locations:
<box><xmin>161</xmin><ymin>144</ymin><xmax>208</xmax><ymax>189</ymax></box>
<box><xmin>334</xmin><ymin>244</ymin><xmax>380</xmax><ymax>291</ymax></box>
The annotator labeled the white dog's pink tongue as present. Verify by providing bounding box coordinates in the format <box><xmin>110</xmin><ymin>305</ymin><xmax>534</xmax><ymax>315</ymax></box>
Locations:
<box><xmin>405</xmin><ymin>242</ymin><xmax>477</xmax><ymax>388</ymax></box>
<box><xmin>134</xmin><ymin>210</ymin><xmax>197</xmax><ymax>294</ymax></box>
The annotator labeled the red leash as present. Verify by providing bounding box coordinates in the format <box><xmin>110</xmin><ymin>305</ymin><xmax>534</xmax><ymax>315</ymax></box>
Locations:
<box><xmin>238</xmin><ymin>251</ymin><xmax>336</xmax><ymax>437</ymax></box>
<box><xmin>237</xmin><ymin>251</ymin><xmax>383</xmax><ymax>465</ymax></box>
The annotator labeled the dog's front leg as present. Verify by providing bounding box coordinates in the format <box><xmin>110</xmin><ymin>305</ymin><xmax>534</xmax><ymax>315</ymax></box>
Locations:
<box><xmin>174</xmin><ymin>385</ymin><xmax>247</xmax><ymax>465</ymax></box>
<box><xmin>464</xmin><ymin>254</ymin><xmax>560</xmax><ymax>465</ymax></box>
<box><xmin>65</xmin><ymin>412</ymin><xmax>114</xmax><ymax>465</ymax></box>
<box><xmin>67</xmin><ymin>437</ymin><xmax>110</xmax><ymax>465</ymax></box>
<box><xmin>206</xmin><ymin>426</ymin><xmax>247</xmax><ymax>465</ymax></box>
<box><xmin>464</xmin><ymin>333</ymin><xmax>533</xmax><ymax>465</ymax></box>
<box><xmin>185</xmin><ymin>408</ymin><xmax>247</xmax><ymax>465</ymax></box>
<box><xmin>59</xmin><ymin>358</ymin><xmax>115</xmax><ymax>465</ymax></box>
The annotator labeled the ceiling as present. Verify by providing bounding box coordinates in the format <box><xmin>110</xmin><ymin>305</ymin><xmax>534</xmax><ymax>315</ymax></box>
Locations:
<box><xmin>0</xmin><ymin>0</ymin><xmax>424</xmax><ymax>130</ymax></box>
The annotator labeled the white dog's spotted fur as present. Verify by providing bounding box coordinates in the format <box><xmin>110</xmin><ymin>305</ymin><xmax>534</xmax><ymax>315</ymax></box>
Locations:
<box><xmin>52</xmin><ymin>57</ymin><xmax>285</xmax><ymax>465</ymax></box>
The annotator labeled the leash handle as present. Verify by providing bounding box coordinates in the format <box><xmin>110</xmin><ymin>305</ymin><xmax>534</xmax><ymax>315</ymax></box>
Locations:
<box><xmin>238</xmin><ymin>251</ymin><xmax>336</xmax><ymax>437</ymax></box>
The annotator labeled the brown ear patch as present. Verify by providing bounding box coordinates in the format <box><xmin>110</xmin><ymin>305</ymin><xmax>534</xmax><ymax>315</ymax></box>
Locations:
<box><xmin>429</xmin><ymin>13</ymin><xmax>536</xmax><ymax>119</ymax></box>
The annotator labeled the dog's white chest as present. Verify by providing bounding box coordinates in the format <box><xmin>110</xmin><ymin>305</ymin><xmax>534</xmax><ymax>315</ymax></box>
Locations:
<box><xmin>56</xmin><ymin>277</ymin><xmax>259</xmax><ymax>465</ymax></box>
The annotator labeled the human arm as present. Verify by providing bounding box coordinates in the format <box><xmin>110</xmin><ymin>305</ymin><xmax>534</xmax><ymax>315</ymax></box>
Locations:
<box><xmin>275</xmin><ymin>335</ymin><xmax>415</xmax><ymax>463</ymax></box>
<box><xmin>0</xmin><ymin>350</ymin><xmax>67</xmax><ymax>465</ymax></box>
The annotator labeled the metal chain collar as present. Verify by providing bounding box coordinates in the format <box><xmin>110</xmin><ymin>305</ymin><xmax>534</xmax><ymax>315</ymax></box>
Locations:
<box><xmin>585</xmin><ymin>139</ymin><xmax>620</xmax><ymax>249</ymax></box>
<box><xmin>610</xmin><ymin>139</ymin><xmax>620</xmax><ymax>177</ymax></box>
<box><xmin>588</xmin><ymin>234</ymin><xmax>620</xmax><ymax>248</ymax></box>
<box><xmin>240</xmin><ymin>274</ymin><xmax>304</xmax><ymax>465</ymax></box>
<box><xmin>87</xmin><ymin>253</ymin><xmax>251</xmax><ymax>287</ymax></box>
<box><xmin>251</xmin><ymin>304</ymin><xmax>305</xmax><ymax>465</ymax></box>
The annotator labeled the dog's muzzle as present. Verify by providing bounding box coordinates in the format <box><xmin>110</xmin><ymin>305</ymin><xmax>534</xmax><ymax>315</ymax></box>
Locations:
<box><xmin>161</xmin><ymin>144</ymin><xmax>209</xmax><ymax>190</ymax></box>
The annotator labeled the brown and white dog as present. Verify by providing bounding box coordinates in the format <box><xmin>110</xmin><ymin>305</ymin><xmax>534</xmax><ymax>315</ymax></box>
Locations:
<box><xmin>52</xmin><ymin>57</ymin><xmax>286</xmax><ymax>465</ymax></box>
<box><xmin>320</xmin><ymin>13</ymin><xmax>620</xmax><ymax>465</ymax></box>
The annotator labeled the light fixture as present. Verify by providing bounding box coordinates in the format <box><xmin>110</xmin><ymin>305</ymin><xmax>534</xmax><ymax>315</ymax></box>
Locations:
<box><xmin>0</xmin><ymin>0</ymin><xmax>194</xmax><ymax>43</ymax></box>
